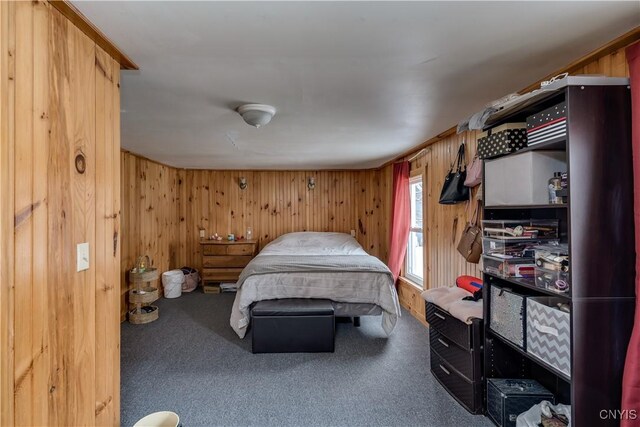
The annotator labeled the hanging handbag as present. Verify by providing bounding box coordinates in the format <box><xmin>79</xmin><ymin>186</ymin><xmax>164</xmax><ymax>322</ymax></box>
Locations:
<box><xmin>464</xmin><ymin>154</ymin><xmax>482</xmax><ymax>187</ymax></box>
<box><xmin>457</xmin><ymin>197</ymin><xmax>482</xmax><ymax>263</ymax></box>
<box><xmin>439</xmin><ymin>142</ymin><xmax>469</xmax><ymax>204</ymax></box>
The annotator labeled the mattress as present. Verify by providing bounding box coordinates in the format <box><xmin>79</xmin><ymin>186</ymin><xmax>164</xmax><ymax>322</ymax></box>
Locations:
<box><xmin>230</xmin><ymin>232</ymin><xmax>400</xmax><ymax>338</ymax></box>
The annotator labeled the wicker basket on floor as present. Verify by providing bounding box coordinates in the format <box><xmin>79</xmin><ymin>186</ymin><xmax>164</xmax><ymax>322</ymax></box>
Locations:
<box><xmin>128</xmin><ymin>306</ymin><xmax>159</xmax><ymax>324</ymax></box>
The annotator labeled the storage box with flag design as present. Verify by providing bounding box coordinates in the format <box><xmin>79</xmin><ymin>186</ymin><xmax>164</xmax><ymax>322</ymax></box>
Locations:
<box><xmin>477</xmin><ymin>123</ymin><xmax>527</xmax><ymax>159</ymax></box>
<box><xmin>526</xmin><ymin>297</ymin><xmax>571</xmax><ymax>378</ymax></box>
<box><xmin>526</xmin><ymin>102</ymin><xmax>567</xmax><ymax>147</ymax></box>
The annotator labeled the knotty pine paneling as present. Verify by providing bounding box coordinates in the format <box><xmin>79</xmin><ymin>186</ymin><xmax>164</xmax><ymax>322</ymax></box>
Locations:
<box><xmin>183</xmin><ymin>169</ymin><xmax>387</xmax><ymax>272</ymax></box>
<box><xmin>0</xmin><ymin>2</ymin><xmax>121</xmax><ymax>426</ymax></box>
<box><xmin>120</xmin><ymin>155</ymin><xmax>390</xmax><ymax>316</ymax></box>
<box><xmin>120</xmin><ymin>152</ymin><xmax>185</xmax><ymax>320</ymax></box>
<box><xmin>392</xmin><ymin>44</ymin><xmax>634</xmax><ymax>323</ymax></box>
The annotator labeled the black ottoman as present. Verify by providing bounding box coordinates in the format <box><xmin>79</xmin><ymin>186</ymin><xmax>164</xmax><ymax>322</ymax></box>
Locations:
<box><xmin>251</xmin><ymin>299</ymin><xmax>335</xmax><ymax>353</ymax></box>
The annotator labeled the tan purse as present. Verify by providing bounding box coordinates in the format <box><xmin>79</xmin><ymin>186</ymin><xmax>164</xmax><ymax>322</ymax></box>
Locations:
<box><xmin>457</xmin><ymin>197</ymin><xmax>482</xmax><ymax>263</ymax></box>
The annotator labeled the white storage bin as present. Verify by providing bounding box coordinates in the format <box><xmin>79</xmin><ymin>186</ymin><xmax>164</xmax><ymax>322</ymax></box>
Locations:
<box><xmin>526</xmin><ymin>297</ymin><xmax>571</xmax><ymax>378</ymax></box>
<box><xmin>485</xmin><ymin>151</ymin><xmax>566</xmax><ymax>206</ymax></box>
<box><xmin>162</xmin><ymin>270</ymin><xmax>184</xmax><ymax>299</ymax></box>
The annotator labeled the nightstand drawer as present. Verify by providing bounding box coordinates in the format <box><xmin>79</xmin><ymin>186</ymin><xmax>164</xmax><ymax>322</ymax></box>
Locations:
<box><xmin>227</xmin><ymin>244</ymin><xmax>256</xmax><ymax>256</ymax></box>
<box><xmin>203</xmin><ymin>255</ymin><xmax>253</xmax><ymax>268</ymax></box>
<box><xmin>202</xmin><ymin>245</ymin><xmax>227</xmax><ymax>256</ymax></box>
<box><xmin>202</xmin><ymin>268</ymin><xmax>243</xmax><ymax>281</ymax></box>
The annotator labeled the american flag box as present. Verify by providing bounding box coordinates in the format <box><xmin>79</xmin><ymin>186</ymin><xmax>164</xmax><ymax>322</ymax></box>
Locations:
<box><xmin>526</xmin><ymin>102</ymin><xmax>567</xmax><ymax>147</ymax></box>
<box><xmin>477</xmin><ymin>123</ymin><xmax>527</xmax><ymax>159</ymax></box>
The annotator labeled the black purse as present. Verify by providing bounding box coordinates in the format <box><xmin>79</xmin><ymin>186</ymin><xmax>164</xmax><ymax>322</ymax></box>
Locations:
<box><xmin>439</xmin><ymin>142</ymin><xmax>469</xmax><ymax>204</ymax></box>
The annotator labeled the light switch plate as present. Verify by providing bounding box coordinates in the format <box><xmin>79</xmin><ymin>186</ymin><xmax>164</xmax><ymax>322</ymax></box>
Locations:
<box><xmin>350</xmin><ymin>230</ymin><xmax>356</xmax><ymax>237</ymax></box>
<box><xmin>77</xmin><ymin>242</ymin><xmax>89</xmax><ymax>272</ymax></box>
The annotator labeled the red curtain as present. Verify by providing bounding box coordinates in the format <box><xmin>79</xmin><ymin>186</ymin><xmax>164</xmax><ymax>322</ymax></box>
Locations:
<box><xmin>622</xmin><ymin>41</ymin><xmax>640</xmax><ymax>427</ymax></box>
<box><xmin>387</xmin><ymin>161</ymin><xmax>410</xmax><ymax>282</ymax></box>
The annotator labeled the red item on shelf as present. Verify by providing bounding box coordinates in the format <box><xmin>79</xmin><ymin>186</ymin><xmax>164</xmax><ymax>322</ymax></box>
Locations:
<box><xmin>456</xmin><ymin>275</ymin><xmax>483</xmax><ymax>295</ymax></box>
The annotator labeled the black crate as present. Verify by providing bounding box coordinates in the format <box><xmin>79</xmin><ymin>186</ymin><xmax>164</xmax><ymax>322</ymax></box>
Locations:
<box><xmin>487</xmin><ymin>378</ymin><xmax>555</xmax><ymax>427</ymax></box>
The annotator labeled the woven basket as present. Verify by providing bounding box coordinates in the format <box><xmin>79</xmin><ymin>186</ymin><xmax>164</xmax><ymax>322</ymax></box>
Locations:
<box><xmin>128</xmin><ymin>306</ymin><xmax>159</xmax><ymax>324</ymax></box>
<box><xmin>129</xmin><ymin>287</ymin><xmax>159</xmax><ymax>304</ymax></box>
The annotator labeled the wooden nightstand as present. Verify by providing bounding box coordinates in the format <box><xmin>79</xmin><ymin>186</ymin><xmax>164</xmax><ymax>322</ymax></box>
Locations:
<box><xmin>200</xmin><ymin>240</ymin><xmax>258</xmax><ymax>292</ymax></box>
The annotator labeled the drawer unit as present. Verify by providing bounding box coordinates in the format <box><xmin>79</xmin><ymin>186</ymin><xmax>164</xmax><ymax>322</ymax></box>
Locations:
<box><xmin>202</xmin><ymin>243</ymin><xmax>257</xmax><ymax>256</ymax></box>
<box><xmin>426</xmin><ymin>302</ymin><xmax>483</xmax><ymax>414</ymax></box>
<box><xmin>202</xmin><ymin>268</ymin><xmax>245</xmax><ymax>281</ymax></box>
<box><xmin>482</xmin><ymin>238</ymin><xmax>557</xmax><ymax>260</ymax></box>
<box><xmin>426</xmin><ymin>302</ymin><xmax>475</xmax><ymax>350</ymax></box>
<box><xmin>202</xmin><ymin>255</ymin><xmax>253</xmax><ymax>268</ymax></box>
<box><xmin>200</xmin><ymin>240</ymin><xmax>258</xmax><ymax>284</ymax></box>
<box><xmin>227</xmin><ymin>244</ymin><xmax>256</xmax><ymax>255</ymax></box>
<box><xmin>430</xmin><ymin>350</ymin><xmax>483</xmax><ymax>414</ymax></box>
<box><xmin>202</xmin><ymin>245</ymin><xmax>228</xmax><ymax>256</ymax></box>
<box><xmin>483</xmin><ymin>255</ymin><xmax>535</xmax><ymax>279</ymax></box>
<box><xmin>430</xmin><ymin>329</ymin><xmax>481</xmax><ymax>381</ymax></box>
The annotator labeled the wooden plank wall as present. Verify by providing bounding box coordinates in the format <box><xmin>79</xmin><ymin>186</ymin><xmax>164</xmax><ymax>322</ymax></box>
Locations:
<box><xmin>119</xmin><ymin>155</ymin><xmax>390</xmax><ymax>317</ymax></box>
<box><xmin>0</xmin><ymin>2</ymin><xmax>121</xmax><ymax>426</ymax></box>
<box><xmin>120</xmin><ymin>152</ymin><xmax>184</xmax><ymax>320</ymax></box>
<box><xmin>118</xmin><ymin>40</ymin><xmax>633</xmax><ymax>325</ymax></box>
<box><xmin>183</xmin><ymin>169</ymin><xmax>388</xmax><ymax>272</ymax></box>
<box><xmin>392</xmin><ymin>45</ymin><xmax>633</xmax><ymax>323</ymax></box>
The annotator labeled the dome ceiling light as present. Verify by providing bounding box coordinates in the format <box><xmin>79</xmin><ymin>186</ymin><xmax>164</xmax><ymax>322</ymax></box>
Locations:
<box><xmin>236</xmin><ymin>104</ymin><xmax>276</xmax><ymax>128</ymax></box>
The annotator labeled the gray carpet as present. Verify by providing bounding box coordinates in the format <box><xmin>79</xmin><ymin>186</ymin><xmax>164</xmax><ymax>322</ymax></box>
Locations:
<box><xmin>121</xmin><ymin>292</ymin><xmax>491</xmax><ymax>427</ymax></box>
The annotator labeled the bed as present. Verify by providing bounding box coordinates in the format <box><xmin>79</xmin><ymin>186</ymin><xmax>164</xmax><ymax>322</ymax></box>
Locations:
<box><xmin>230</xmin><ymin>232</ymin><xmax>401</xmax><ymax>338</ymax></box>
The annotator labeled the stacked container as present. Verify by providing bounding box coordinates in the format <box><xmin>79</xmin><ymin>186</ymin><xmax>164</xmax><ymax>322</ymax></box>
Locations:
<box><xmin>482</xmin><ymin>219</ymin><xmax>559</xmax><ymax>279</ymax></box>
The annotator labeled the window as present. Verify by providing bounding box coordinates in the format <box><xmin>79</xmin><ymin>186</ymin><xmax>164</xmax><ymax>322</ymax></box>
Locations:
<box><xmin>406</xmin><ymin>175</ymin><xmax>424</xmax><ymax>285</ymax></box>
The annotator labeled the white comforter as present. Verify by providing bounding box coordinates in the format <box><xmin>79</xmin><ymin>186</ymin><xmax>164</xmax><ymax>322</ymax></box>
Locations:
<box><xmin>230</xmin><ymin>232</ymin><xmax>400</xmax><ymax>338</ymax></box>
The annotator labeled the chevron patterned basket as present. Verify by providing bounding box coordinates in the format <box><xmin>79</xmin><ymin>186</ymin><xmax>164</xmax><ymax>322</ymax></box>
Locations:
<box><xmin>526</xmin><ymin>297</ymin><xmax>571</xmax><ymax>378</ymax></box>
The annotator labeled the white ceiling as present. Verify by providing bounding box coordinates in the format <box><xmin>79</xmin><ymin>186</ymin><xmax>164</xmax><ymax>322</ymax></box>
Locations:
<box><xmin>73</xmin><ymin>1</ymin><xmax>639</xmax><ymax>170</ymax></box>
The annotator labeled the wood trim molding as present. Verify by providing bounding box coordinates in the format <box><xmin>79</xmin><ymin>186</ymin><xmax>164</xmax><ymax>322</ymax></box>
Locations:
<box><xmin>48</xmin><ymin>0</ymin><xmax>138</xmax><ymax>70</ymax></box>
<box><xmin>120</xmin><ymin>148</ymin><xmax>384</xmax><ymax>173</ymax></box>
<box><xmin>518</xmin><ymin>25</ymin><xmax>640</xmax><ymax>94</ymax></box>
<box><xmin>380</xmin><ymin>26</ymin><xmax>640</xmax><ymax>169</ymax></box>
<box><xmin>398</xmin><ymin>276</ymin><xmax>424</xmax><ymax>292</ymax></box>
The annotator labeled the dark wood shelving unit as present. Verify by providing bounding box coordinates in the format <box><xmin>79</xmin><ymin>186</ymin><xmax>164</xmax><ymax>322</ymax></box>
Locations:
<box><xmin>502</xmin><ymin>138</ymin><xmax>567</xmax><ymax>156</ymax></box>
<box><xmin>481</xmin><ymin>80</ymin><xmax>635</xmax><ymax>426</ymax></box>
<box><xmin>484</xmin><ymin>204</ymin><xmax>567</xmax><ymax>210</ymax></box>
<box><xmin>484</xmin><ymin>272</ymin><xmax>572</xmax><ymax>300</ymax></box>
<box><xmin>486</xmin><ymin>328</ymin><xmax>572</xmax><ymax>383</ymax></box>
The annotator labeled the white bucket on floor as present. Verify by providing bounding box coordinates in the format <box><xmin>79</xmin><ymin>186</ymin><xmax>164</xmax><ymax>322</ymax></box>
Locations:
<box><xmin>133</xmin><ymin>411</ymin><xmax>180</xmax><ymax>427</ymax></box>
<box><xmin>162</xmin><ymin>270</ymin><xmax>184</xmax><ymax>299</ymax></box>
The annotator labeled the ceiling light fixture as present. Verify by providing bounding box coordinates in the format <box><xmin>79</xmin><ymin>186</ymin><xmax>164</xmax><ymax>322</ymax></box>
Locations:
<box><xmin>236</xmin><ymin>104</ymin><xmax>276</xmax><ymax>128</ymax></box>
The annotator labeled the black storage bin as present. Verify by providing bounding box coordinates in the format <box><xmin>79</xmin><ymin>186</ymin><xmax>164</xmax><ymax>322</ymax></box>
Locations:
<box><xmin>426</xmin><ymin>302</ymin><xmax>475</xmax><ymax>351</ymax></box>
<box><xmin>487</xmin><ymin>378</ymin><xmax>555</xmax><ymax>427</ymax></box>
<box><xmin>429</xmin><ymin>329</ymin><xmax>480</xmax><ymax>380</ymax></box>
<box><xmin>426</xmin><ymin>302</ymin><xmax>483</xmax><ymax>414</ymax></box>
<box><xmin>430</xmin><ymin>351</ymin><xmax>483</xmax><ymax>414</ymax></box>
<box><xmin>251</xmin><ymin>299</ymin><xmax>335</xmax><ymax>353</ymax></box>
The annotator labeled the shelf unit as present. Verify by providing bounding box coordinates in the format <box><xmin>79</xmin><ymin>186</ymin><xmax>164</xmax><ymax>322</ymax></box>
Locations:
<box><xmin>128</xmin><ymin>268</ymin><xmax>160</xmax><ymax>324</ymax></box>
<box><xmin>481</xmin><ymin>79</ymin><xmax>634</xmax><ymax>426</ymax></box>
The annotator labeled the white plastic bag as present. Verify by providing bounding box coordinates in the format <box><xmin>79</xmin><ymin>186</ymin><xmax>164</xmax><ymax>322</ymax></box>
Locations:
<box><xmin>516</xmin><ymin>400</ymin><xmax>571</xmax><ymax>427</ymax></box>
